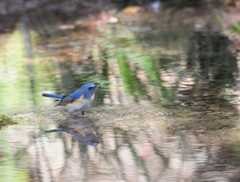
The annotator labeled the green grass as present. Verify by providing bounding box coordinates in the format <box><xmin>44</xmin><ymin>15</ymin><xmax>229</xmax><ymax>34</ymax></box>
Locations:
<box><xmin>0</xmin><ymin>115</ymin><xmax>17</xmax><ymax>129</ymax></box>
<box><xmin>230</xmin><ymin>22</ymin><xmax>240</xmax><ymax>34</ymax></box>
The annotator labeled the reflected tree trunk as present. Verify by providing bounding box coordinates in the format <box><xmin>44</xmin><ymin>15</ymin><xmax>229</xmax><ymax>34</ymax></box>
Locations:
<box><xmin>20</xmin><ymin>15</ymin><xmax>33</xmax><ymax>59</ymax></box>
<box><xmin>19</xmin><ymin>14</ymin><xmax>38</xmax><ymax>108</ymax></box>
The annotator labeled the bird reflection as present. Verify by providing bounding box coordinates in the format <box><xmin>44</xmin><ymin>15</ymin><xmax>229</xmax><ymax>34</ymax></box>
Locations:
<box><xmin>44</xmin><ymin>116</ymin><xmax>100</xmax><ymax>146</ymax></box>
<box><xmin>45</xmin><ymin>127</ymin><xmax>99</xmax><ymax>146</ymax></box>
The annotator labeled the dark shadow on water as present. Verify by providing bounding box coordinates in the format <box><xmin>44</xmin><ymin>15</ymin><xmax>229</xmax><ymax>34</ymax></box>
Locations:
<box><xmin>187</xmin><ymin>30</ymin><xmax>238</xmax><ymax>88</ymax></box>
<box><xmin>154</xmin><ymin>30</ymin><xmax>239</xmax><ymax>130</ymax></box>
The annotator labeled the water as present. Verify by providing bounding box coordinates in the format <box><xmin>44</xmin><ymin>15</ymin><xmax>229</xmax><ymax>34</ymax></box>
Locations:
<box><xmin>0</xmin><ymin>6</ymin><xmax>240</xmax><ymax>182</ymax></box>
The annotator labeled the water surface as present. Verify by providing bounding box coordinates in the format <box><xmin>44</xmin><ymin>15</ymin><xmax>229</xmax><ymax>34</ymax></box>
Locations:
<box><xmin>0</xmin><ymin>6</ymin><xmax>240</xmax><ymax>182</ymax></box>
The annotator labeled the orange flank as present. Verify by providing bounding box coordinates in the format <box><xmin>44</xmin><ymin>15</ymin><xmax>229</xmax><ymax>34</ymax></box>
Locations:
<box><xmin>72</xmin><ymin>95</ymin><xmax>85</xmax><ymax>104</ymax></box>
<box><xmin>122</xmin><ymin>6</ymin><xmax>142</xmax><ymax>15</ymax></box>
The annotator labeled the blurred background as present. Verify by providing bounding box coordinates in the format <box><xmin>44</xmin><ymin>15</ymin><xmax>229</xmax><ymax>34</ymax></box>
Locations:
<box><xmin>0</xmin><ymin>0</ymin><xmax>240</xmax><ymax>181</ymax></box>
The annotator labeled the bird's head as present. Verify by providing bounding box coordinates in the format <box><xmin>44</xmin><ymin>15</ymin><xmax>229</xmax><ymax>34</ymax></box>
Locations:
<box><xmin>80</xmin><ymin>82</ymin><xmax>97</xmax><ymax>99</ymax></box>
<box><xmin>82</xmin><ymin>82</ymin><xmax>97</xmax><ymax>91</ymax></box>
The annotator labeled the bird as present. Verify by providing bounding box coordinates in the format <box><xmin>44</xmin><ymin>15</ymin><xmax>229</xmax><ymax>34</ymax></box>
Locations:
<box><xmin>42</xmin><ymin>82</ymin><xmax>97</xmax><ymax>114</ymax></box>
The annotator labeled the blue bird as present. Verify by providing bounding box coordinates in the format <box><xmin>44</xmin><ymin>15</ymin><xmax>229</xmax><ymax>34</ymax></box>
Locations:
<box><xmin>42</xmin><ymin>82</ymin><xmax>97</xmax><ymax>114</ymax></box>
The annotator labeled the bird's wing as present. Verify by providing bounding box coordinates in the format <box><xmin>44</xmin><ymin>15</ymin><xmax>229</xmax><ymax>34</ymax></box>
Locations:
<box><xmin>58</xmin><ymin>95</ymin><xmax>85</xmax><ymax>106</ymax></box>
<box><xmin>68</xmin><ymin>88</ymin><xmax>84</xmax><ymax>100</ymax></box>
<box><xmin>57</xmin><ymin>96</ymin><xmax>74</xmax><ymax>105</ymax></box>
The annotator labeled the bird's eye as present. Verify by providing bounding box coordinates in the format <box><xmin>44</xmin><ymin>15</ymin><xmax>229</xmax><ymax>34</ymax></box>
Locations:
<box><xmin>88</xmin><ymin>86</ymin><xmax>95</xmax><ymax>90</ymax></box>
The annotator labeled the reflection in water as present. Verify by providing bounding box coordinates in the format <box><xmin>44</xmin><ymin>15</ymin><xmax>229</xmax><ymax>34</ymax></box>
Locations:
<box><xmin>117</xmin><ymin>51</ymin><xmax>147</xmax><ymax>101</ymax></box>
<box><xmin>8</xmin><ymin>106</ymin><xmax>211</xmax><ymax>182</ymax></box>
<box><xmin>94</xmin><ymin>48</ymin><xmax>110</xmax><ymax>105</ymax></box>
<box><xmin>0</xmin><ymin>5</ymin><xmax>239</xmax><ymax>182</ymax></box>
<box><xmin>45</xmin><ymin>115</ymin><xmax>100</xmax><ymax>146</ymax></box>
<box><xmin>20</xmin><ymin>15</ymin><xmax>39</xmax><ymax>109</ymax></box>
<box><xmin>187</xmin><ymin>30</ymin><xmax>238</xmax><ymax>87</ymax></box>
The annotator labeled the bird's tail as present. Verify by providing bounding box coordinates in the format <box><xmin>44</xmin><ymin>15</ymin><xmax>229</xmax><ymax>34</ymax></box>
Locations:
<box><xmin>42</xmin><ymin>93</ymin><xmax>65</xmax><ymax>100</ymax></box>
